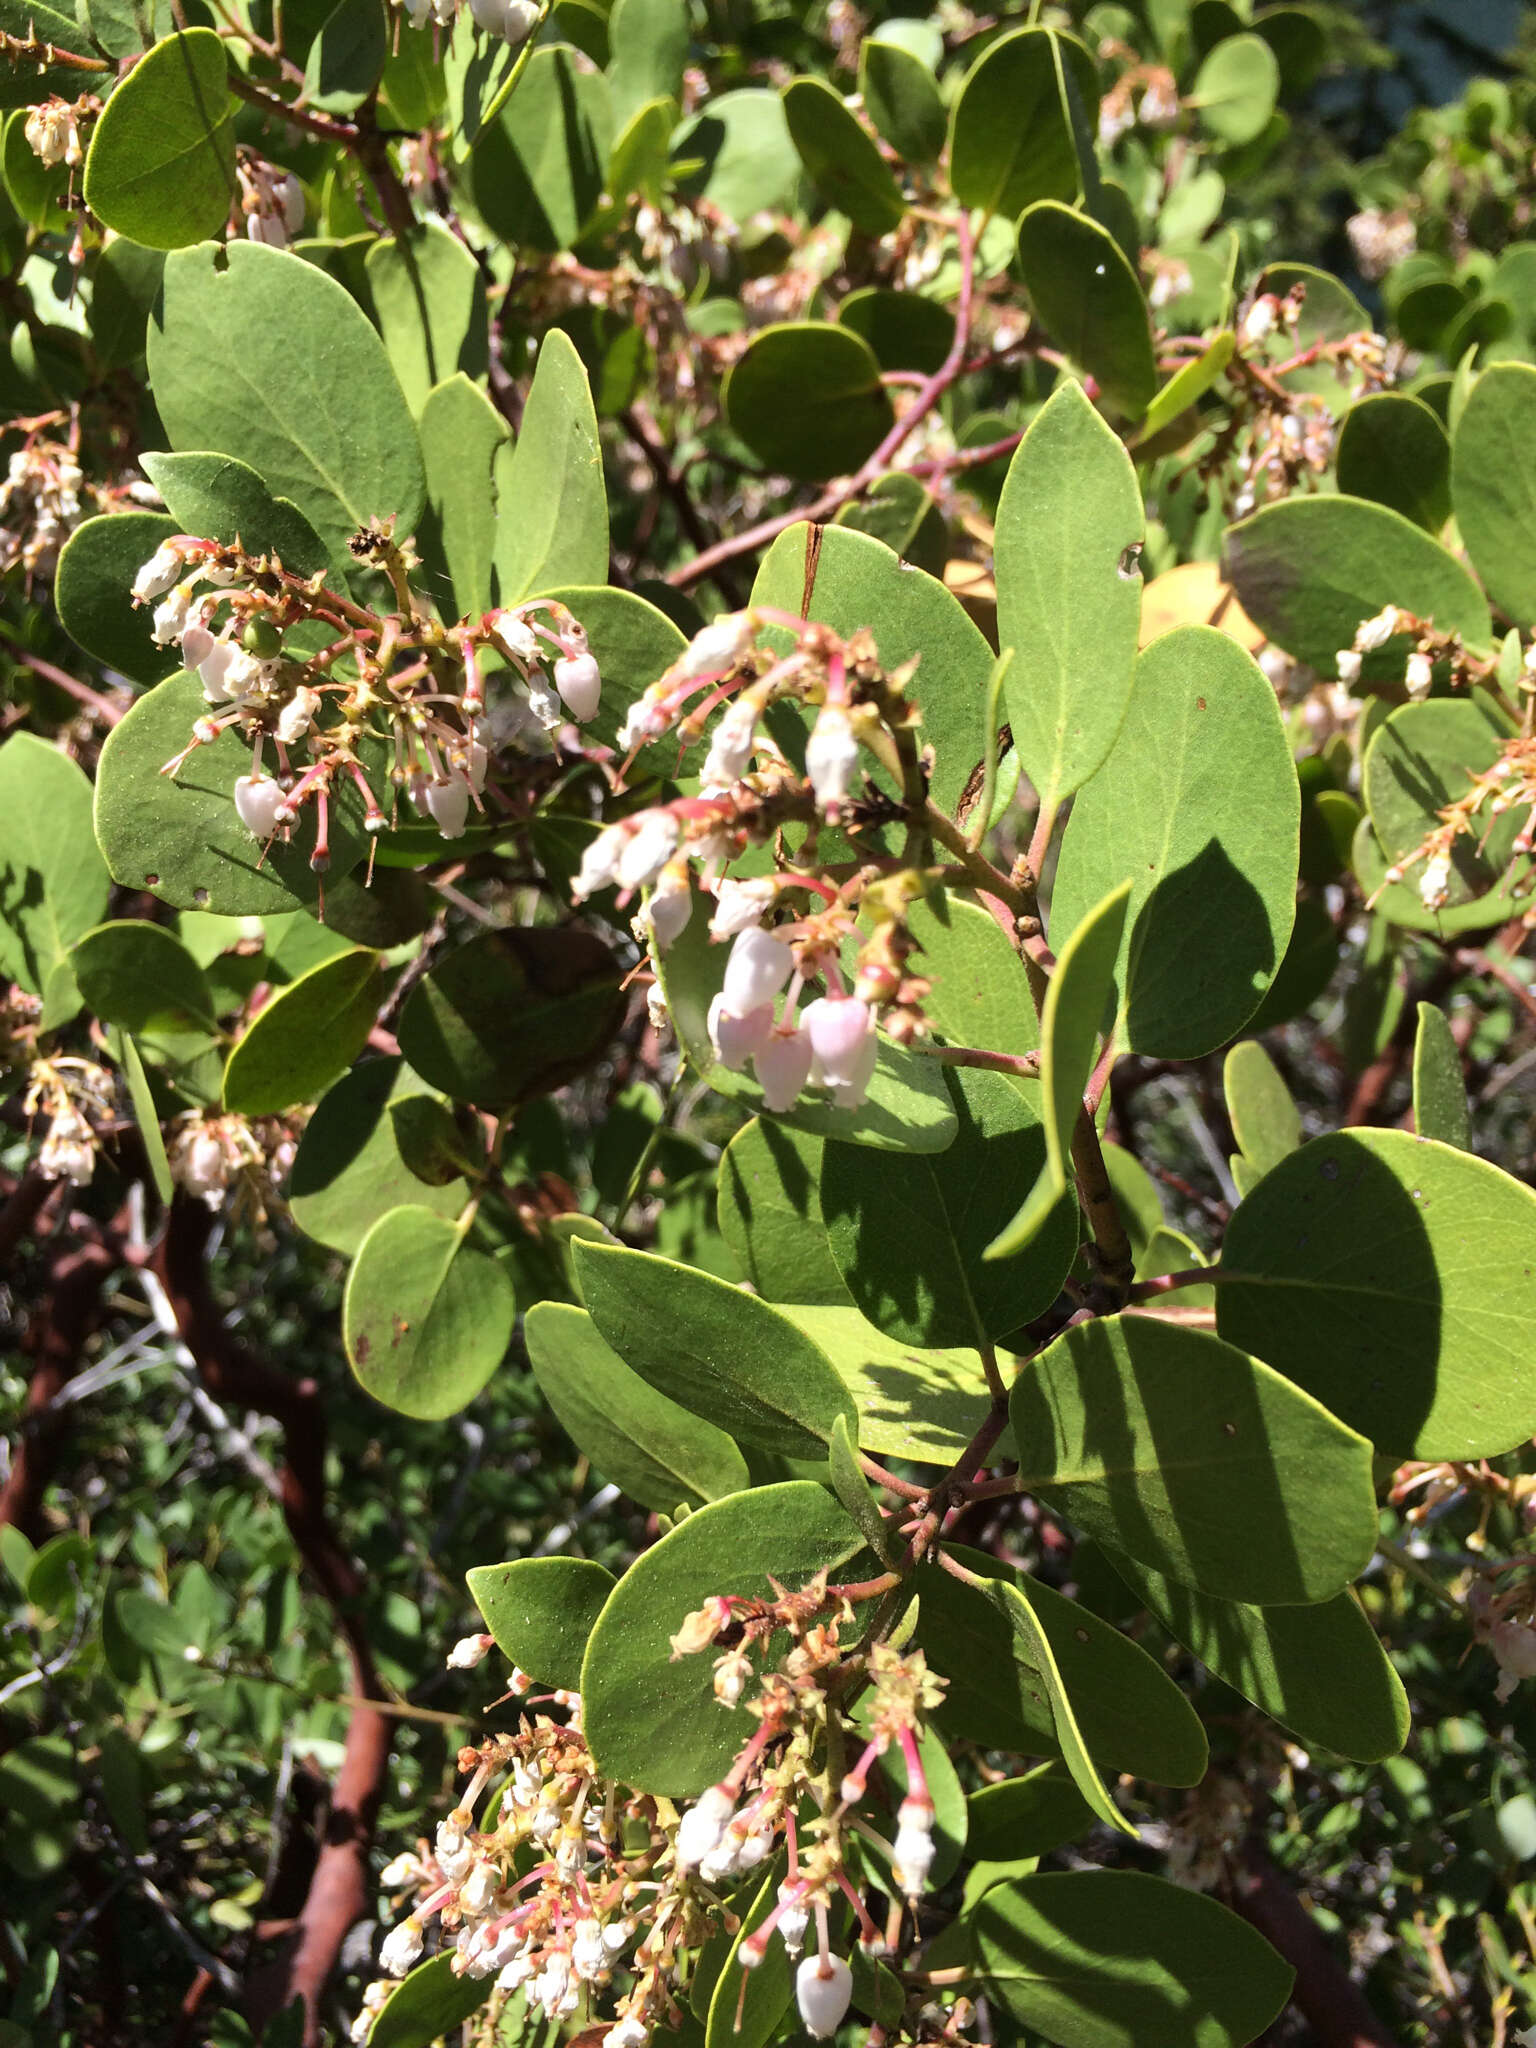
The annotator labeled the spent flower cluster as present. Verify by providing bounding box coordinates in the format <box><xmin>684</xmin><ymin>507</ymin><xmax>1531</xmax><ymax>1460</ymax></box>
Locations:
<box><xmin>129</xmin><ymin>531</ymin><xmax>599</xmax><ymax>868</ymax></box>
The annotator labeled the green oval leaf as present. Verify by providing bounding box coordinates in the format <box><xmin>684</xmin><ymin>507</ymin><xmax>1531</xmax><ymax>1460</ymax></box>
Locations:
<box><xmin>71</xmin><ymin>920</ymin><xmax>214</xmax><ymax>1034</ymax></box>
<box><xmin>55</xmin><ymin>510</ymin><xmax>180</xmax><ymax>684</ymax></box>
<box><xmin>986</xmin><ymin>882</ymin><xmax>1129</xmax><ymax>1262</ymax></box>
<box><xmin>1335</xmin><ymin>392</ymin><xmax>1451</xmax><ymax>534</ymax></box>
<box><xmin>1223</xmin><ymin>1040</ymin><xmax>1300</xmax><ymax>1177</ymax></box>
<box><xmin>750</xmin><ymin>519</ymin><xmax>994</xmax><ymax>819</ymax></box>
<box><xmin>1363</xmin><ymin>695</ymin><xmax>1528</xmax><ymax>914</ymax></box>
<box><xmin>724</xmin><ymin>323</ymin><xmax>895</xmax><ymax>483</ymax></box>
<box><xmin>571</xmin><ymin>1238</ymin><xmax>857</xmax><ymax>1457</ymax></box>
<box><xmin>777</xmin><ymin>1303</ymin><xmax>988</xmax><ymax>1466</ymax></box>
<box><xmin>0</xmin><ymin>733</ymin><xmax>110</xmax><ymax>997</ymax></box>
<box><xmin>83</xmin><ymin>29</ymin><xmax>236</xmax><ymax>249</ymax></box>
<box><xmin>975</xmin><ymin>1871</ymin><xmax>1292</xmax><ymax>2047</ymax></box>
<box><xmin>995</xmin><ymin>380</ymin><xmax>1145</xmax><ymax>811</ymax></box>
<box><xmin>466</xmin><ymin>1555</ymin><xmax>615</xmax><ymax>1689</ymax></box>
<box><xmin>469</xmin><ymin>45</ymin><xmax>614</xmax><ymax>252</ymax></box>
<box><xmin>1049</xmin><ymin>627</ymin><xmax>1299</xmax><ymax>1059</ymax></box>
<box><xmin>1223</xmin><ymin>495</ymin><xmax>1492</xmax><ymax>679</ymax></box>
<box><xmin>1450</xmin><ymin>360</ymin><xmax>1536</xmax><ymax>627</ymax></box>
<box><xmin>397</xmin><ymin>925</ymin><xmax>626</xmax><ymax>1109</ymax></box>
<box><xmin>783</xmin><ymin>76</ymin><xmax>904</xmax><ymax>237</ymax></box>
<box><xmin>905</xmin><ymin>895</ymin><xmax>1039</xmax><ymax>1060</ymax></box>
<box><xmin>222</xmin><ymin>947</ymin><xmax>383</xmax><ymax>1115</ymax></box>
<box><xmin>344</xmin><ymin>1205</ymin><xmax>514</xmax><ymax>1419</ymax></box>
<box><xmin>1011</xmin><ymin>1313</ymin><xmax>1378</xmax><ymax>1603</ymax></box>
<box><xmin>1015</xmin><ymin>205</ymin><xmax>1157</xmax><ymax>421</ymax></box>
<box><xmin>1191</xmin><ymin>31</ymin><xmax>1279</xmax><ymax>144</ymax></box>
<box><xmin>491</xmin><ymin>328</ymin><xmax>609</xmax><ymax>602</ymax></box>
<box><xmin>1109</xmin><ymin>1552</ymin><xmax>1409</xmax><ymax>1764</ymax></box>
<box><xmin>138</xmin><ymin>450</ymin><xmax>330</xmax><ymax>578</ymax></box>
<box><xmin>525</xmin><ymin>1300</ymin><xmax>750</xmax><ymax>1512</ymax></box>
<box><xmin>1413</xmin><ymin>1001</ymin><xmax>1471</xmax><ymax>1151</ymax></box>
<box><xmin>918</xmin><ymin>1547</ymin><xmax>1208</xmax><ymax>1790</ymax></box>
<box><xmin>948</xmin><ymin>27</ymin><xmax>1098</xmax><ymax>217</ymax></box>
<box><xmin>287</xmin><ymin>1057</ymin><xmax>467</xmax><ymax>1253</ymax></box>
<box><xmin>823</xmin><ymin>1064</ymin><xmax>1078</xmax><ymax>1348</ymax></box>
<box><xmin>859</xmin><ymin>33</ymin><xmax>945</xmax><ymax>164</ymax></box>
<box><xmin>147</xmin><ymin>241</ymin><xmax>425</xmax><ymax>566</ymax></box>
<box><xmin>967</xmin><ymin>1764</ymin><xmax>1097</xmax><ymax>1862</ymax></box>
<box><xmin>670</xmin><ymin>88</ymin><xmax>801</xmax><ymax>221</ymax></box>
<box><xmin>580</xmin><ymin>1481</ymin><xmax>864</xmax><ymax>1793</ymax></box>
<box><xmin>1217</xmin><ymin>1127</ymin><xmax>1536</xmax><ymax>1459</ymax></box>
<box><xmin>717</xmin><ymin>1118</ymin><xmax>850</xmax><ymax>1307</ymax></box>
<box><xmin>370</xmin><ymin>1954</ymin><xmax>491</xmax><ymax>2048</ymax></box>
<box><xmin>302</xmin><ymin>0</ymin><xmax>387</xmax><ymax>115</ymax></box>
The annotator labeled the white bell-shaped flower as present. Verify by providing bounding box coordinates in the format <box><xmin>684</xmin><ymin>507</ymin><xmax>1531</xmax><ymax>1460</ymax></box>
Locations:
<box><xmin>380</xmin><ymin>1919</ymin><xmax>424</xmax><ymax>1977</ymax></box>
<box><xmin>806</xmin><ymin>705</ymin><xmax>860</xmax><ymax>809</ymax></box>
<box><xmin>616</xmin><ymin>810</ymin><xmax>681</xmax><ymax>892</ymax></box>
<box><xmin>132</xmin><ymin>542</ymin><xmax>184</xmax><ymax>602</ymax></box>
<box><xmin>795</xmin><ymin>1954</ymin><xmax>853</xmax><ymax>2039</ymax></box>
<box><xmin>755</xmin><ymin>1026</ymin><xmax>813</xmax><ymax>1112</ymax></box>
<box><xmin>722</xmin><ymin>924</ymin><xmax>793</xmax><ymax>1015</ymax></box>
<box><xmin>708</xmin><ymin>993</ymin><xmax>777</xmax><ymax>1070</ymax></box>
<box><xmin>234</xmin><ymin>775</ymin><xmax>287</xmax><ymax>840</ymax></box>
<box><xmin>424</xmin><ymin>775</ymin><xmax>472</xmax><ymax>840</ymax></box>
<box><xmin>554</xmin><ymin>651</ymin><xmax>602</xmax><ymax>722</ymax></box>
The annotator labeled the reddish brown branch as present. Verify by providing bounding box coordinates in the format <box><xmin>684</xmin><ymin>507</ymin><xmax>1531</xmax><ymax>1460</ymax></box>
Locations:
<box><xmin>1229</xmin><ymin>1841</ymin><xmax>1398</xmax><ymax>2048</ymax></box>
<box><xmin>0</xmin><ymin>1219</ymin><xmax>118</xmax><ymax>1540</ymax></box>
<box><xmin>152</xmin><ymin>1199</ymin><xmax>391</xmax><ymax>2045</ymax></box>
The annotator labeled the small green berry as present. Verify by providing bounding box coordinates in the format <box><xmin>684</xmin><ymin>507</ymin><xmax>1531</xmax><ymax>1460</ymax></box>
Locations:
<box><xmin>242</xmin><ymin>617</ymin><xmax>283</xmax><ymax>659</ymax></box>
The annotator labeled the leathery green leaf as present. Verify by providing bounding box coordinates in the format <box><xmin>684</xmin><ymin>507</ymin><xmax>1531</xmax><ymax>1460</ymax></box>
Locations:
<box><xmin>782</xmin><ymin>76</ymin><xmax>904</xmax><ymax>237</ymax></box>
<box><xmin>1412</xmin><ymin>1002</ymin><xmax>1472</xmax><ymax>1151</ymax></box>
<box><xmin>1014</xmin><ymin>204</ymin><xmax>1157</xmax><ymax>420</ymax></box>
<box><xmin>776</xmin><ymin>1303</ymin><xmax>988</xmax><ymax>1464</ymax></box>
<box><xmin>344</xmin><ymin>1205</ymin><xmax>514</xmax><ymax>1419</ymax></box>
<box><xmin>994</xmin><ymin>380</ymin><xmax>1144</xmax><ymax>813</ymax></box>
<box><xmin>1450</xmin><ymin>361</ymin><xmax>1536</xmax><ymax>627</ymax></box>
<box><xmin>1223</xmin><ymin>1040</ymin><xmax>1300</xmax><ymax>1177</ymax></box>
<box><xmin>1218</xmin><ymin>1127</ymin><xmax>1536</xmax><ymax>1459</ymax></box>
<box><xmin>148</xmin><ymin>241</ymin><xmax>425</xmax><ymax>568</ymax></box>
<box><xmin>0</xmin><ymin>734</ymin><xmax>110</xmax><ymax>996</ymax></box>
<box><xmin>222</xmin><ymin>949</ymin><xmax>384</xmax><ymax>1116</ymax></box>
<box><xmin>491</xmin><ymin>328</ymin><xmax>609</xmax><ymax>601</ymax></box>
<box><xmin>822</xmin><ymin>1065</ymin><xmax>1079</xmax><ymax>1348</ymax></box>
<box><xmin>1109</xmin><ymin>1551</ymin><xmax>1409</xmax><ymax>1763</ymax></box>
<box><xmin>975</xmin><ymin>1871</ymin><xmax>1293</xmax><ymax>2047</ymax></box>
<box><xmin>986</xmin><ymin>883</ymin><xmax>1129</xmax><ymax>1262</ymax></box>
<box><xmin>82</xmin><ymin>30</ymin><xmax>236</xmax><ymax>251</ymax></box>
<box><xmin>287</xmin><ymin>1057</ymin><xmax>467</xmax><ymax>1255</ymax></box>
<box><xmin>524</xmin><ymin>1301</ymin><xmax>749</xmax><ymax>1512</ymax></box>
<box><xmin>70</xmin><ymin>921</ymin><xmax>214</xmax><ymax>1035</ymax></box>
<box><xmin>905</xmin><ymin>895</ymin><xmax>1039</xmax><ymax>1061</ymax></box>
<box><xmin>948</xmin><ymin>28</ymin><xmax>1099</xmax><ymax>217</ymax></box>
<box><xmin>724</xmin><ymin>323</ymin><xmax>894</xmax><ymax>484</ymax></box>
<box><xmin>717</xmin><ymin>1119</ymin><xmax>850</xmax><ymax>1307</ymax></box>
<box><xmin>1011</xmin><ymin>1313</ymin><xmax>1378</xmax><ymax>1603</ymax></box>
<box><xmin>580</xmin><ymin>1481</ymin><xmax>864</xmax><ymax>1794</ymax></box>
<box><xmin>571</xmin><ymin>1238</ymin><xmax>857</xmax><ymax>1457</ymax></box>
<box><xmin>918</xmin><ymin>1546</ymin><xmax>1206</xmax><ymax>1790</ymax></box>
<box><xmin>466</xmin><ymin>1556</ymin><xmax>615</xmax><ymax>1690</ymax></box>
<box><xmin>1050</xmin><ymin>627</ymin><xmax>1299</xmax><ymax>1059</ymax></box>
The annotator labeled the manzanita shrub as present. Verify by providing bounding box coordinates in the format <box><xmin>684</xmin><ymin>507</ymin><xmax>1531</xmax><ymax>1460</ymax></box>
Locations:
<box><xmin>7</xmin><ymin>0</ymin><xmax>1536</xmax><ymax>2044</ymax></box>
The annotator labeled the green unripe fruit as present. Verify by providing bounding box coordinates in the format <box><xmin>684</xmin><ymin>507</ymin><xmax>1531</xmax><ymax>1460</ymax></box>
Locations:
<box><xmin>242</xmin><ymin>617</ymin><xmax>283</xmax><ymax>659</ymax></box>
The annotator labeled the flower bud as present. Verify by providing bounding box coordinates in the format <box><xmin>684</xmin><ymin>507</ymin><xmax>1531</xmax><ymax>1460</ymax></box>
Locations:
<box><xmin>446</xmin><ymin>1632</ymin><xmax>492</xmax><ymax>1670</ymax></box>
<box><xmin>1418</xmin><ymin>852</ymin><xmax>1451</xmax><ymax>912</ymax></box>
<box><xmin>1354</xmin><ymin>606</ymin><xmax>1400</xmax><ymax>653</ymax></box>
<box><xmin>1334</xmin><ymin>649</ymin><xmax>1362</xmax><ymax>685</ymax></box>
<box><xmin>379</xmin><ymin>1852</ymin><xmax>426</xmax><ymax>1888</ymax></box>
<box><xmin>675</xmin><ymin>1782</ymin><xmax>736</xmax><ymax>1871</ymax></box>
<box><xmin>776</xmin><ymin>1887</ymin><xmax>810</xmax><ymax>1957</ymax></box>
<box><xmin>132</xmin><ymin>542</ymin><xmax>185</xmax><ymax>603</ymax></box>
<box><xmin>795</xmin><ymin>1953</ymin><xmax>853</xmax><ymax>2038</ymax></box>
<box><xmin>616</xmin><ymin>810</ymin><xmax>682</xmax><ymax>892</ymax></box>
<box><xmin>805</xmin><ymin>704</ymin><xmax>860</xmax><ymax>810</ymax></box>
<box><xmin>1405</xmin><ymin>650</ymin><xmax>1433</xmax><ymax>700</ymax></box>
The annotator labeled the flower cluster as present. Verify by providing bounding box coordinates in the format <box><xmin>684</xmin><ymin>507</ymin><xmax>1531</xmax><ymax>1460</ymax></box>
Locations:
<box><xmin>129</xmin><ymin>532</ymin><xmax>598</xmax><ymax>868</ymax></box>
<box><xmin>360</xmin><ymin>1581</ymin><xmax>948</xmax><ymax>2044</ymax></box>
<box><xmin>167</xmin><ymin>1110</ymin><xmax>299</xmax><ymax>1221</ymax></box>
<box><xmin>1219</xmin><ymin>281</ymin><xmax>1393</xmax><ymax>517</ymax></box>
<box><xmin>24</xmin><ymin>94</ymin><xmax>94</xmax><ymax>170</ymax></box>
<box><xmin>1</xmin><ymin>437</ymin><xmax>87</xmax><ymax>577</ymax></box>
<box><xmin>401</xmin><ymin>0</ymin><xmax>538</xmax><ymax>44</ymax></box>
<box><xmin>236</xmin><ymin>154</ymin><xmax>306</xmax><ymax>248</ymax></box>
<box><xmin>573</xmin><ymin>608</ymin><xmax>937</xmax><ymax>1115</ymax></box>
<box><xmin>1349</xmin><ymin>619</ymin><xmax>1536</xmax><ymax>915</ymax></box>
<box><xmin>25</xmin><ymin>1056</ymin><xmax>117</xmax><ymax>1188</ymax></box>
